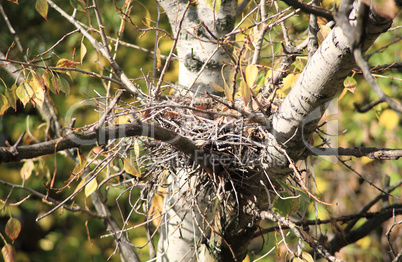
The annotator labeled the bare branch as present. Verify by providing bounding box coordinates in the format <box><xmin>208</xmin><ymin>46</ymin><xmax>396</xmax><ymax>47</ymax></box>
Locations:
<box><xmin>310</xmin><ymin>147</ymin><xmax>402</xmax><ymax>160</ymax></box>
<box><xmin>0</xmin><ymin>122</ymin><xmax>215</xmax><ymax>174</ymax></box>
<box><xmin>280</xmin><ymin>0</ymin><xmax>334</xmax><ymax>21</ymax></box>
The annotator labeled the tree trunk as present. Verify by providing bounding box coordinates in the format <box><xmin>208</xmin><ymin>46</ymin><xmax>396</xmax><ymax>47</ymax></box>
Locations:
<box><xmin>156</xmin><ymin>0</ymin><xmax>393</xmax><ymax>261</ymax></box>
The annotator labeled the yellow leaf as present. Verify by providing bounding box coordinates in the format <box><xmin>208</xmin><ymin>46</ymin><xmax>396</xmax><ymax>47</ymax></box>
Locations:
<box><xmin>31</xmin><ymin>74</ymin><xmax>46</xmax><ymax>109</ymax></box>
<box><xmin>124</xmin><ymin>158</ymin><xmax>142</xmax><ymax>177</ymax></box>
<box><xmin>379</xmin><ymin>109</ymin><xmax>399</xmax><ymax>131</ymax></box>
<box><xmin>245</xmin><ymin>64</ymin><xmax>258</xmax><ymax>88</ymax></box>
<box><xmin>35</xmin><ymin>0</ymin><xmax>48</xmax><ymax>20</ymax></box>
<box><xmin>318</xmin><ymin>24</ymin><xmax>332</xmax><ymax>43</ymax></box>
<box><xmin>290</xmin><ymin>251</ymin><xmax>314</xmax><ymax>262</ymax></box>
<box><xmin>239</xmin><ymin>80</ymin><xmax>251</xmax><ymax>106</ymax></box>
<box><xmin>5</xmin><ymin>217</ymin><xmax>22</xmax><ymax>243</ymax></box>
<box><xmin>16</xmin><ymin>82</ymin><xmax>34</xmax><ymax>107</ymax></box>
<box><xmin>0</xmin><ymin>93</ymin><xmax>10</xmax><ymax>116</ymax></box>
<box><xmin>74</xmin><ymin>179</ymin><xmax>86</xmax><ymax>193</ymax></box>
<box><xmin>282</xmin><ymin>74</ymin><xmax>299</xmax><ymax>91</ymax></box>
<box><xmin>210</xmin><ymin>82</ymin><xmax>224</xmax><ymax>92</ymax></box>
<box><xmin>80</xmin><ymin>41</ymin><xmax>87</xmax><ymax>64</ymax></box>
<box><xmin>85</xmin><ymin>178</ymin><xmax>98</xmax><ymax>197</ymax></box>
<box><xmin>21</xmin><ymin>160</ymin><xmax>34</xmax><ymax>180</ymax></box>
<box><xmin>224</xmin><ymin>83</ymin><xmax>233</xmax><ymax>102</ymax></box>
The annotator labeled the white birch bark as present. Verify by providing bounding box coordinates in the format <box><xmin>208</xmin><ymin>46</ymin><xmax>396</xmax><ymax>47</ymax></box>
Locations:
<box><xmin>156</xmin><ymin>0</ymin><xmax>393</xmax><ymax>261</ymax></box>
<box><xmin>156</xmin><ymin>2</ymin><xmax>237</xmax><ymax>261</ymax></box>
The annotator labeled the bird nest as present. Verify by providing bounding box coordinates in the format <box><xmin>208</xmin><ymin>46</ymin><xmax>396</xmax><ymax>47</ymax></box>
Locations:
<box><xmin>124</xmin><ymin>93</ymin><xmax>278</xmax><ymax>187</ymax></box>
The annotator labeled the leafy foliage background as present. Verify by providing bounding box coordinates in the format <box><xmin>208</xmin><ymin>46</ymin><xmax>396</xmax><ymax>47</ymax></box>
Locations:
<box><xmin>0</xmin><ymin>0</ymin><xmax>401</xmax><ymax>261</ymax></box>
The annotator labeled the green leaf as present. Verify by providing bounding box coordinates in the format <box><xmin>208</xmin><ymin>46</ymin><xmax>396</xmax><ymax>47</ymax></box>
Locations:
<box><xmin>206</xmin><ymin>0</ymin><xmax>221</xmax><ymax>13</ymax></box>
<box><xmin>5</xmin><ymin>217</ymin><xmax>22</xmax><ymax>243</ymax></box>
<box><xmin>5</xmin><ymin>84</ymin><xmax>18</xmax><ymax>110</ymax></box>
<box><xmin>343</xmin><ymin>76</ymin><xmax>357</xmax><ymax>93</ymax></box>
<box><xmin>59</xmin><ymin>77</ymin><xmax>70</xmax><ymax>95</ymax></box>
<box><xmin>35</xmin><ymin>0</ymin><xmax>48</xmax><ymax>20</ymax></box>
<box><xmin>70</xmin><ymin>0</ymin><xmax>86</xmax><ymax>11</ymax></box>
<box><xmin>124</xmin><ymin>158</ymin><xmax>142</xmax><ymax>177</ymax></box>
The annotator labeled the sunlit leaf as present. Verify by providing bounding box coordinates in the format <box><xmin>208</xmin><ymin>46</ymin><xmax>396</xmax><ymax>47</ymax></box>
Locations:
<box><xmin>134</xmin><ymin>139</ymin><xmax>140</xmax><ymax>157</ymax></box>
<box><xmin>290</xmin><ymin>251</ymin><xmax>314</xmax><ymax>262</ymax></box>
<box><xmin>379</xmin><ymin>109</ymin><xmax>399</xmax><ymax>131</ymax></box>
<box><xmin>239</xmin><ymin>80</ymin><xmax>251</xmax><ymax>106</ymax></box>
<box><xmin>150</xmin><ymin>194</ymin><xmax>164</xmax><ymax>227</ymax></box>
<box><xmin>74</xmin><ymin>179</ymin><xmax>86</xmax><ymax>193</ymax></box>
<box><xmin>245</xmin><ymin>64</ymin><xmax>258</xmax><ymax>88</ymax></box>
<box><xmin>21</xmin><ymin>160</ymin><xmax>34</xmax><ymax>180</ymax></box>
<box><xmin>282</xmin><ymin>73</ymin><xmax>299</xmax><ymax>91</ymax></box>
<box><xmin>85</xmin><ymin>178</ymin><xmax>98</xmax><ymax>197</ymax></box>
<box><xmin>35</xmin><ymin>0</ymin><xmax>48</xmax><ymax>20</ymax></box>
<box><xmin>1</xmin><ymin>244</ymin><xmax>16</xmax><ymax>262</ymax></box>
<box><xmin>224</xmin><ymin>83</ymin><xmax>233</xmax><ymax>102</ymax></box>
<box><xmin>206</xmin><ymin>0</ymin><xmax>221</xmax><ymax>13</ymax></box>
<box><xmin>16</xmin><ymin>82</ymin><xmax>34</xmax><ymax>107</ymax></box>
<box><xmin>318</xmin><ymin>24</ymin><xmax>332</xmax><ymax>43</ymax></box>
<box><xmin>343</xmin><ymin>76</ymin><xmax>357</xmax><ymax>93</ymax></box>
<box><xmin>70</xmin><ymin>0</ymin><xmax>86</xmax><ymax>11</ymax></box>
<box><xmin>80</xmin><ymin>41</ymin><xmax>87</xmax><ymax>64</ymax></box>
<box><xmin>0</xmin><ymin>93</ymin><xmax>10</xmax><ymax>116</ymax></box>
<box><xmin>210</xmin><ymin>82</ymin><xmax>224</xmax><ymax>92</ymax></box>
<box><xmin>124</xmin><ymin>158</ymin><xmax>142</xmax><ymax>177</ymax></box>
<box><xmin>5</xmin><ymin>218</ymin><xmax>22</xmax><ymax>243</ymax></box>
<box><xmin>31</xmin><ymin>73</ymin><xmax>46</xmax><ymax>109</ymax></box>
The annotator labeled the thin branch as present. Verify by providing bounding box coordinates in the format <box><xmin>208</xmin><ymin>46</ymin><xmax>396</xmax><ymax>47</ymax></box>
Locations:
<box><xmin>254</xmin><ymin>203</ymin><xmax>402</xmax><ymax>237</ymax></box>
<box><xmin>45</xmin><ymin>0</ymin><xmax>141</xmax><ymax>97</ymax></box>
<box><xmin>328</xmin><ymin>204</ymin><xmax>402</xmax><ymax>256</ymax></box>
<box><xmin>247</xmin><ymin>207</ymin><xmax>346</xmax><ymax>262</ymax></box>
<box><xmin>354</xmin><ymin>48</ymin><xmax>402</xmax><ymax>113</ymax></box>
<box><xmin>0</xmin><ymin>179</ymin><xmax>103</xmax><ymax>218</ymax></box>
<box><xmin>0</xmin><ymin>58</ymin><xmax>124</xmax><ymax>86</ymax></box>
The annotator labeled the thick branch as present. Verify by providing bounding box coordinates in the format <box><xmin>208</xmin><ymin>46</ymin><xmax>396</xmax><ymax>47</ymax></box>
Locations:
<box><xmin>310</xmin><ymin>147</ymin><xmax>402</xmax><ymax>160</ymax></box>
<box><xmin>280</xmin><ymin>0</ymin><xmax>334</xmax><ymax>21</ymax></box>
<box><xmin>328</xmin><ymin>204</ymin><xmax>402</xmax><ymax>255</ymax></box>
<box><xmin>0</xmin><ymin>122</ymin><xmax>214</xmax><ymax>174</ymax></box>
